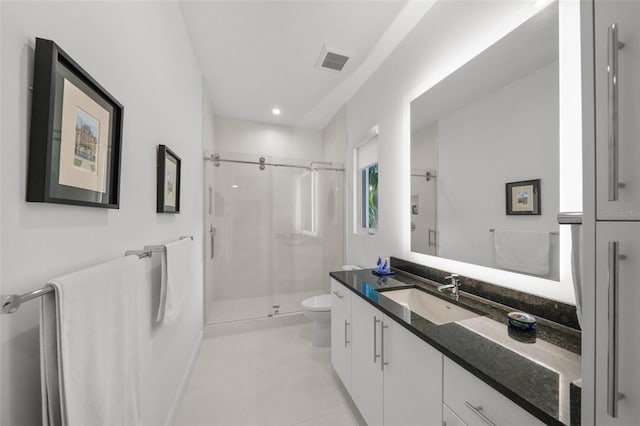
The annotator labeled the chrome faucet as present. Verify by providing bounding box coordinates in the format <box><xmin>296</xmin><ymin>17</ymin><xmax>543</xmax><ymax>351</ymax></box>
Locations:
<box><xmin>437</xmin><ymin>274</ymin><xmax>461</xmax><ymax>298</ymax></box>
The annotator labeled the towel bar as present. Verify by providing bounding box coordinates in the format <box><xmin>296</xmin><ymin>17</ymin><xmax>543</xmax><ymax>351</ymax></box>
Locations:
<box><xmin>489</xmin><ymin>228</ymin><xmax>559</xmax><ymax>235</ymax></box>
<box><xmin>1</xmin><ymin>235</ymin><xmax>193</xmax><ymax>314</ymax></box>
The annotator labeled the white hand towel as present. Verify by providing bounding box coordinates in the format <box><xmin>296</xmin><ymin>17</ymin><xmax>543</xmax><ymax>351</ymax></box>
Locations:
<box><xmin>494</xmin><ymin>229</ymin><xmax>550</xmax><ymax>276</ymax></box>
<box><xmin>157</xmin><ymin>238</ymin><xmax>193</xmax><ymax>324</ymax></box>
<box><xmin>40</xmin><ymin>256</ymin><xmax>145</xmax><ymax>426</ymax></box>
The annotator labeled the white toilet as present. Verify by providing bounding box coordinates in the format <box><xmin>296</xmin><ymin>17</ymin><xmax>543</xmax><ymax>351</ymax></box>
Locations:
<box><xmin>302</xmin><ymin>294</ymin><xmax>332</xmax><ymax>347</ymax></box>
<box><xmin>302</xmin><ymin>265</ymin><xmax>362</xmax><ymax>347</ymax></box>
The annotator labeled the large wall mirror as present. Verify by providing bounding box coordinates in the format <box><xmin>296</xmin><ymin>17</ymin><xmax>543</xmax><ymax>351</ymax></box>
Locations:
<box><xmin>410</xmin><ymin>2</ymin><xmax>559</xmax><ymax>281</ymax></box>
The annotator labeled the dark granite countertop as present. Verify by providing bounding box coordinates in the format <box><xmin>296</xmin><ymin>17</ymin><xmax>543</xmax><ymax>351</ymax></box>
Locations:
<box><xmin>329</xmin><ymin>268</ymin><xmax>581</xmax><ymax>426</ymax></box>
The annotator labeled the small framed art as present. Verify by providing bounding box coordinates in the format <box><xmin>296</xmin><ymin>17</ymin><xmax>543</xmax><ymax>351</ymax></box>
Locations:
<box><xmin>157</xmin><ymin>145</ymin><xmax>181</xmax><ymax>214</ymax></box>
<box><xmin>506</xmin><ymin>179</ymin><xmax>540</xmax><ymax>215</ymax></box>
<box><xmin>27</xmin><ymin>38</ymin><xmax>124</xmax><ymax>209</ymax></box>
<box><xmin>506</xmin><ymin>179</ymin><xmax>541</xmax><ymax>215</ymax></box>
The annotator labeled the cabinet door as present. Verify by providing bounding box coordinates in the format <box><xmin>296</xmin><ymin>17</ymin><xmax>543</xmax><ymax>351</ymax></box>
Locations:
<box><xmin>595</xmin><ymin>1</ymin><xmax>640</xmax><ymax>219</ymax></box>
<box><xmin>595</xmin><ymin>223</ymin><xmax>640</xmax><ymax>424</ymax></box>
<box><xmin>383</xmin><ymin>315</ymin><xmax>443</xmax><ymax>426</ymax></box>
<box><xmin>330</xmin><ymin>279</ymin><xmax>351</xmax><ymax>392</ymax></box>
<box><xmin>350</xmin><ymin>296</ymin><xmax>383</xmax><ymax>426</ymax></box>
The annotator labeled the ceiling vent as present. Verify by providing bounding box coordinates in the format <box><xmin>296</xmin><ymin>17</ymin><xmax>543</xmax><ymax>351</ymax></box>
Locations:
<box><xmin>316</xmin><ymin>46</ymin><xmax>350</xmax><ymax>72</ymax></box>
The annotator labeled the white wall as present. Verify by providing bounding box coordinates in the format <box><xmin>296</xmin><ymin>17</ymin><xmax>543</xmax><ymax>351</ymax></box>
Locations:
<box><xmin>321</xmin><ymin>107</ymin><xmax>347</xmax><ymax>289</ymax></box>
<box><xmin>345</xmin><ymin>0</ymin><xmax>577</xmax><ymax>303</ymax></box>
<box><xmin>0</xmin><ymin>2</ymin><xmax>204</xmax><ymax>425</ymax></box>
<box><xmin>215</xmin><ymin>116</ymin><xmax>323</xmax><ymax>160</ymax></box>
<box><xmin>438</xmin><ymin>61</ymin><xmax>559</xmax><ymax>280</ymax></box>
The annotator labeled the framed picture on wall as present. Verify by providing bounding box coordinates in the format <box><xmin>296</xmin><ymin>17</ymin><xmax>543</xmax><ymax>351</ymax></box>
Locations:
<box><xmin>506</xmin><ymin>179</ymin><xmax>541</xmax><ymax>215</ymax></box>
<box><xmin>26</xmin><ymin>38</ymin><xmax>124</xmax><ymax>209</ymax></box>
<box><xmin>157</xmin><ymin>145</ymin><xmax>181</xmax><ymax>213</ymax></box>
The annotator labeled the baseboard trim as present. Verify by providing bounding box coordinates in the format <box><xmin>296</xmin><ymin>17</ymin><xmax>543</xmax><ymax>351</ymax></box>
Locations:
<box><xmin>203</xmin><ymin>312</ymin><xmax>309</xmax><ymax>338</ymax></box>
<box><xmin>166</xmin><ymin>331</ymin><xmax>203</xmax><ymax>426</ymax></box>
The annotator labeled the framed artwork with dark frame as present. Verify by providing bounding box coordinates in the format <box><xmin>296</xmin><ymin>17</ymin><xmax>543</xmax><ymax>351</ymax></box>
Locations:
<box><xmin>157</xmin><ymin>145</ymin><xmax>181</xmax><ymax>214</ymax></box>
<box><xmin>506</xmin><ymin>179</ymin><xmax>541</xmax><ymax>215</ymax></box>
<box><xmin>27</xmin><ymin>38</ymin><xmax>124</xmax><ymax>209</ymax></box>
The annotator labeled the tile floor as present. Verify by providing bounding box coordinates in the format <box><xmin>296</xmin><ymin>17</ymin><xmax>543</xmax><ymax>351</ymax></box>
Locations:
<box><xmin>174</xmin><ymin>322</ymin><xmax>364</xmax><ymax>426</ymax></box>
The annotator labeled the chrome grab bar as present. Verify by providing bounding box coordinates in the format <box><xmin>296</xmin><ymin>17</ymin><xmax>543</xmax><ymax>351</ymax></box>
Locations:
<box><xmin>607</xmin><ymin>242</ymin><xmax>626</xmax><ymax>417</ymax></box>
<box><xmin>608</xmin><ymin>24</ymin><xmax>626</xmax><ymax>201</ymax></box>
<box><xmin>464</xmin><ymin>401</ymin><xmax>496</xmax><ymax>426</ymax></box>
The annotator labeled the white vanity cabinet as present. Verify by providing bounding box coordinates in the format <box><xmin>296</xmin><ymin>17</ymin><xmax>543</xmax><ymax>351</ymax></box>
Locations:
<box><xmin>350</xmin><ymin>295</ymin><xmax>384</xmax><ymax>425</ymax></box>
<box><xmin>594</xmin><ymin>0</ymin><xmax>640</xmax><ymax>219</ymax></box>
<box><xmin>349</xmin><ymin>293</ymin><xmax>443</xmax><ymax>426</ymax></box>
<box><xmin>594</xmin><ymin>223</ymin><xmax>640</xmax><ymax>425</ymax></box>
<box><xmin>443</xmin><ymin>358</ymin><xmax>543</xmax><ymax>426</ymax></box>
<box><xmin>382</xmin><ymin>316</ymin><xmax>443</xmax><ymax>426</ymax></box>
<box><xmin>330</xmin><ymin>278</ymin><xmax>352</xmax><ymax>392</ymax></box>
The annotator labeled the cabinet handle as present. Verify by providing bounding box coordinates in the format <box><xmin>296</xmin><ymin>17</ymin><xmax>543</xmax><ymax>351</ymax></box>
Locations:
<box><xmin>380</xmin><ymin>321</ymin><xmax>389</xmax><ymax>371</ymax></box>
<box><xmin>373</xmin><ymin>316</ymin><xmax>381</xmax><ymax>363</ymax></box>
<box><xmin>608</xmin><ymin>24</ymin><xmax>626</xmax><ymax>201</ymax></box>
<box><xmin>607</xmin><ymin>242</ymin><xmax>626</xmax><ymax>417</ymax></box>
<box><xmin>332</xmin><ymin>290</ymin><xmax>343</xmax><ymax>299</ymax></box>
<box><xmin>344</xmin><ymin>320</ymin><xmax>350</xmax><ymax>347</ymax></box>
<box><xmin>464</xmin><ymin>401</ymin><xmax>496</xmax><ymax>426</ymax></box>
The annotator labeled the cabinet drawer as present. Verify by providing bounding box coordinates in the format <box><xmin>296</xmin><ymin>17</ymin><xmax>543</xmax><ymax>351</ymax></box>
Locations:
<box><xmin>443</xmin><ymin>358</ymin><xmax>543</xmax><ymax>426</ymax></box>
<box><xmin>443</xmin><ymin>403</ymin><xmax>468</xmax><ymax>426</ymax></box>
<box><xmin>331</xmin><ymin>278</ymin><xmax>351</xmax><ymax>310</ymax></box>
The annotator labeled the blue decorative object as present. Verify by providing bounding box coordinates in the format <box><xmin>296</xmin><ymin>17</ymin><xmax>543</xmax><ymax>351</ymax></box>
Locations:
<box><xmin>507</xmin><ymin>311</ymin><xmax>536</xmax><ymax>332</ymax></box>
<box><xmin>372</xmin><ymin>269</ymin><xmax>395</xmax><ymax>277</ymax></box>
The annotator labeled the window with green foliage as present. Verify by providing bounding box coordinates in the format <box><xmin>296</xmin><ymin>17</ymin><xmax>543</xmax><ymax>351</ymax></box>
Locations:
<box><xmin>361</xmin><ymin>163</ymin><xmax>378</xmax><ymax>229</ymax></box>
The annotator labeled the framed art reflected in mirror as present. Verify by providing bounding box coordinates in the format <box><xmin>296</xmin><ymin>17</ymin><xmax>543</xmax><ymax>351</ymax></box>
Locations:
<box><xmin>506</xmin><ymin>179</ymin><xmax>541</xmax><ymax>215</ymax></box>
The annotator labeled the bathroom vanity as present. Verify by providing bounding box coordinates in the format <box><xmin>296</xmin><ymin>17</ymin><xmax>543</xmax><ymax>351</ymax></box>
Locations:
<box><xmin>330</xmin><ymin>264</ymin><xmax>581</xmax><ymax>426</ymax></box>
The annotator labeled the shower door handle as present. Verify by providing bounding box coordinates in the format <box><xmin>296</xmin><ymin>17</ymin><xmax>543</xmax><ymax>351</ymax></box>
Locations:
<box><xmin>209</xmin><ymin>225</ymin><xmax>216</xmax><ymax>260</ymax></box>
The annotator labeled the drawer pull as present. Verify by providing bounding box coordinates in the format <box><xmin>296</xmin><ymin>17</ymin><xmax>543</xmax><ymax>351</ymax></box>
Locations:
<box><xmin>464</xmin><ymin>401</ymin><xmax>496</xmax><ymax>426</ymax></box>
<box><xmin>332</xmin><ymin>290</ymin><xmax>343</xmax><ymax>299</ymax></box>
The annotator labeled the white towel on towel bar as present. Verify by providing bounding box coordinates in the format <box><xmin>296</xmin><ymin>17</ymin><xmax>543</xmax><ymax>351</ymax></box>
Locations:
<box><xmin>156</xmin><ymin>238</ymin><xmax>193</xmax><ymax>324</ymax></box>
<box><xmin>494</xmin><ymin>229</ymin><xmax>550</xmax><ymax>276</ymax></box>
<box><xmin>40</xmin><ymin>256</ymin><xmax>145</xmax><ymax>426</ymax></box>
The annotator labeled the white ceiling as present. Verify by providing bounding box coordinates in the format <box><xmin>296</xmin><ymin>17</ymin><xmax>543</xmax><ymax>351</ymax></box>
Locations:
<box><xmin>180</xmin><ymin>1</ymin><xmax>410</xmax><ymax>130</ymax></box>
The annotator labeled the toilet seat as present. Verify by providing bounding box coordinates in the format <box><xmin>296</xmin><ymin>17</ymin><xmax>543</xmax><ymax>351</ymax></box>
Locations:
<box><xmin>302</xmin><ymin>295</ymin><xmax>332</xmax><ymax>312</ymax></box>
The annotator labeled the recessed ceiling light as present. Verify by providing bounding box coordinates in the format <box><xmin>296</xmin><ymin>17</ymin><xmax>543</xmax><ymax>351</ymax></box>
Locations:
<box><xmin>272</xmin><ymin>108</ymin><xmax>281</xmax><ymax>116</ymax></box>
<box><xmin>232</xmin><ymin>184</ymin><xmax>239</xmax><ymax>189</ymax></box>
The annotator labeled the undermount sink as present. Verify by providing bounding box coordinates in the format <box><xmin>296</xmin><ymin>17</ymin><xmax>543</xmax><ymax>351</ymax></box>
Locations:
<box><xmin>380</xmin><ymin>288</ymin><xmax>481</xmax><ymax>325</ymax></box>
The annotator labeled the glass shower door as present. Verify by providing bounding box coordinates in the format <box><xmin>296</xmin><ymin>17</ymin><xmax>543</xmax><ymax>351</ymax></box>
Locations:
<box><xmin>206</xmin><ymin>152</ymin><xmax>274</xmax><ymax>324</ymax></box>
<box><xmin>271</xmin><ymin>164</ymin><xmax>345</xmax><ymax>314</ymax></box>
